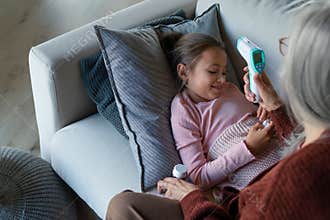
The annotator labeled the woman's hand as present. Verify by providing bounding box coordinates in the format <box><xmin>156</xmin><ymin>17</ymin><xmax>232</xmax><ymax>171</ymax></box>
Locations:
<box><xmin>257</xmin><ymin>105</ymin><xmax>269</xmax><ymax>122</ymax></box>
<box><xmin>243</xmin><ymin>67</ymin><xmax>283</xmax><ymax>111</ymax></box>
<box><xmin>157</xmin><ymin>177</ymin><xmax>199</xmax><ymax>201</ymax></box>
<box><xmin>245</xmin><ymin>121</ymin><xmax>275</xmax><ymax>156</ymax></box>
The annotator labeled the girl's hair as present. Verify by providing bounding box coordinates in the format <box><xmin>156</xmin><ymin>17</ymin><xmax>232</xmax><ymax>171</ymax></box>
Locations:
<box><xmin>281</xmin><ymin>2</ymin><xmax>330</xmax><ymax>155</ymax></box>
<box><xmin>159</xmin><ymin>32</ymin><xmax>225</xmax><ymax>91</ymax></box>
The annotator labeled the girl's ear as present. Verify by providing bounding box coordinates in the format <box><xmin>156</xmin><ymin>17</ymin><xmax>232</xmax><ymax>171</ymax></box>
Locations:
<box><xmin>177</xmin><ymin>63</ymin><xmax>188</xmax><ymax>80</ymax></box>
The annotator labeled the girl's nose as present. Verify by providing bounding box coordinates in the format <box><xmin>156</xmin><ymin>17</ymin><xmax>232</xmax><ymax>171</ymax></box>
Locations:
<box><xmin>217</xmin><ymin>75</ymin><xmax>226</xmax><ymax>82</ymax></box>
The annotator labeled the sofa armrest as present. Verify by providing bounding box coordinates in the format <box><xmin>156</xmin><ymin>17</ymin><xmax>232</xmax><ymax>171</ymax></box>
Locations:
<box><xmin>29</xmin><ymin>0</ymin><xmax>197</xmax><ymax>162</ymax></box>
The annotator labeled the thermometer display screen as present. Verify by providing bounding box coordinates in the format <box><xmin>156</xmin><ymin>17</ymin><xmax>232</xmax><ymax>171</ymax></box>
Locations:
<box><xmin>253</xmin><ymin>52</ymin><xmax>262</xmax><ymax>63</ymax></box>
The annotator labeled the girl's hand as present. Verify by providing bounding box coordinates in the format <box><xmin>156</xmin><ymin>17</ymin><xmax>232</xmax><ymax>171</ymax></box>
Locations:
<box><xmin>243</xmin><ymin>67</ymin><xmax>283</xmax><ymax>111</ymax></box>
<box><xmin>245</xmin><ymin>121</ymin><xmax>275</xmax><ymax>156</ymax></box>
<box><xmin>157</xmin><ymin>177</ymin><xmax>199</xmax><ymax>201</ymax></box>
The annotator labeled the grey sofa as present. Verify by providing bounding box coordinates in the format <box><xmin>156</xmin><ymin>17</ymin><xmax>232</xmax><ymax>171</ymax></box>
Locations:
<box><xmin>29</xmin><ymin>0</ymin><xmax>313</xmax><ymax>218</ymax></box>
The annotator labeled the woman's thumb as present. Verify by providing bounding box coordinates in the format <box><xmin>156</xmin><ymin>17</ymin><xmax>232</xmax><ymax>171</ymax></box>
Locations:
<box><xmin>253</xmin><ymin>74</ymin><xmax>266</xmax><ymax>92</ymax></box>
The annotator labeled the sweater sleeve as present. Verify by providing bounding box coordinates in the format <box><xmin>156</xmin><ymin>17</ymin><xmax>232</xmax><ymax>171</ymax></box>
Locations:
<box><xmin>180</xmin><ymin>190</ymin><xmax>233</xmax><ymax>220</ymax></box>
<box><xmin>171</xmin><ymin>101</ymin><xmax>255</xmax><ymax>189</ymax></box>
<box><xmin>239</xmin><ymin>139</ymin><xmax>330</xmax><ymax>220</ymax></box>
<box><xmin>179</xmin><ymin>140</ymin><xmax>255</xmax><ymax>189</ymax></box>
<box><xmin>269</xmin><ymin>105</ymin><xmax>294</xmax><ymax>144</ymax></box>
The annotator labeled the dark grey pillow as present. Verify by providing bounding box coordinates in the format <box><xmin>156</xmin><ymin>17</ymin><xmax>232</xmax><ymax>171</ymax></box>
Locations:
<box><xmin>94</xmin><ymin>26</ymin><xmax>181</xmax><ymax>190</ymax></box>
<box><xmin>156</xmin><ymin>4</ymin><xmax>240</xmax><ymax>87</ymax></box>
<box><xmin>80</xmin><ymin>10</ymin><xmax>186</xmax><ymax>138</ymax></box>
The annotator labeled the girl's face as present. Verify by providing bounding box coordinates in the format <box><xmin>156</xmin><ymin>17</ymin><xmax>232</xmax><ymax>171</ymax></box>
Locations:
<box><xmin>181</xmin><ymin>47</ymin><xmax>227</xmax><ymax>103</ymax></box>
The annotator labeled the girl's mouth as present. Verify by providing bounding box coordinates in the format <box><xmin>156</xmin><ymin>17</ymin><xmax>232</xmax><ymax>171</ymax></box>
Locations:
<box><xmin>211</xmin><ymin>84</ymin><xmax>222</xmax><ymax>89</ymax></box>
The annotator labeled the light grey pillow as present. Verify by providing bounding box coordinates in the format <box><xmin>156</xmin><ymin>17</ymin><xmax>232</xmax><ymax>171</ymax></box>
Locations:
<box><xmin>156</xmin><ymin>4</ymin><xmax>240</xmax><ymax>87</ymax></box>
<box><xmin>94</xmin><ymin>26</ymin><xmax>181</xmax><ymax>190</ymax></box>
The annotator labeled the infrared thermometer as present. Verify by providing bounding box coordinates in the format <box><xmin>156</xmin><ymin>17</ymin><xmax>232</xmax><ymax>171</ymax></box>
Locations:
<box><xmin>237</xmin><ymin>37</ymin><xmax>265</xmax><ymax>103</ymax></box>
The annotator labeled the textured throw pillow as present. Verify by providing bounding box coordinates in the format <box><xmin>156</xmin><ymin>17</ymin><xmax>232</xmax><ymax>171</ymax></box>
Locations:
<box><xmin>80</xmin><ymin>10</ymin><xmax>186</xmax><ymax>139</ymax></box>
<box><xmin>94</xmin><ymin>26</ymin><xmax>181</xmax><ymax>190</ymax></box>
<box><xmin>0</xmin><ymin>147</ymin><xmax>77</xmax><ymax>219</ymax></box>
<box><xmin>156</xmin><ymin>4</ymin><xmax>240</xmax><ymax>87</ymax></box>
<box><xmin>80</xmin><ymin>52</ymin><xmax>128</xmax><ymax>138</ymax></box>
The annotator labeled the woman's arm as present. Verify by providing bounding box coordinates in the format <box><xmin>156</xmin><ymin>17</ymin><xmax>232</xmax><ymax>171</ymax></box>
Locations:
<box><xmin>181</xmin><ymin>190</ymin><xmax>233</xmax><ymax>220</ymax></box>
<box><xmin>157</xmin><ymin>177</ymin><xmax>233</xmax><ymax>220</ymax></box>
<box><xmin>243</xmin><ymin>70</ymin><xmax>295</xmax><ymax>144</ymax></box>
<box><xmin>268</xmin><ymin>105</ymin><xmax>295</xmax><ymax>143</ymax></box>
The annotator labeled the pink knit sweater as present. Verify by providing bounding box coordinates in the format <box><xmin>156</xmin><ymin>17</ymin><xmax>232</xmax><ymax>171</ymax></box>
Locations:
<box><xmin>170</xmin><ymin>82</ymin><xmax>259</xmax><ymax>188</ymax></box>
<box><xmin>208</xmin><ymin>113</ymin><xmax>282</xmax><ymax>192</ymax></box>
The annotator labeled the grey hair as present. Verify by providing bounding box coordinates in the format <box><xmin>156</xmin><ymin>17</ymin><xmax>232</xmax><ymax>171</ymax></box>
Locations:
<box><xmin>280</xmin><ymin>2</ymin><xmax>330</xmax><ymax>155</ymax></box>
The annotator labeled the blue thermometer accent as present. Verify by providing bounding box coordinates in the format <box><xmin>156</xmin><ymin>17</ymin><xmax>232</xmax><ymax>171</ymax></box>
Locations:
<box><xmin>236</xmin><ymin>37</ymin><xmax>265</xmax><ymax>103</ymax></box>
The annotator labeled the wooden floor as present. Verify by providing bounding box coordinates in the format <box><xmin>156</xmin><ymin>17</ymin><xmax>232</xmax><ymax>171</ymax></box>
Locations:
<box><xmin>0</xmin><ymin>0</ymin><xmax>142</xmax><ymax>156</ymax></box>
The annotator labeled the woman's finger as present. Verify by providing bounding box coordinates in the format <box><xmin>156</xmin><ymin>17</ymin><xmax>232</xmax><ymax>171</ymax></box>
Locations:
<box><xmin>244</xmin><ymin>86</ymin><xmax>252</xmax><ymax>100</ymax></box>
<box><xmin>261</xmin><ymin>72</ymin><xmax>272</xmax><ymax>86</ymax></box>
<box><xmin>163</xmin><ymin>177</ymin><xmax>179</xmax><ymax>184</ymax></box>
<box><xmin>244</xmin><ymin>83</ymin><xmax>251</xmax><ymax>97</ymax></box>
<box><xmin>157</xmin><ymin>180</ymin><xmax>166</xmax><ymax>193</ymax></box>
<box><xmin>164</xmin><ymin>188</ymin><xmax>173</xmax><ymax>199</ymax></box>
<box><xmin>158</xmin><ymin>179</ymin><xmax>177</xmax><ymax>193</ymax></box>
<box><xmin>257</xmin><ymin>105</ymin><xmax>262</xmax><ymax>118</ymax></box>
<box><xmin>244</xmin><ymin>84</ymin><xmax>256</xmax><ymax>102</ymax></box>
<box><xmin>243</xmin><ymin>72</ymin><xmax>249</xmax><ymax>83</ymax></box>
<box><xmin>260</xmin><ymin>108</ymin><xmax>268</xmax><ymax>121</ymax></box>
<box><xmin>253</xmin><ymin>74</ymin><xmax>267</xmax><ymax>92</ymax></box>
<box><xmin>164</xmin><ymin>187</ymin><xmax>180</xmax><ymax>200</ymax></box>
<box><xmin>243</xmin><ymin>66</ymin><xmax>249</xmax><ymax>72</ymax></box>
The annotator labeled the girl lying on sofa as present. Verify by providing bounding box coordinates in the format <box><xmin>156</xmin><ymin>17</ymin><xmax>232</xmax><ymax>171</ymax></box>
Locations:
<box><xmin>107</xmin><ymin>4</ymin><xmax>330</xmax><ymax>219</ymax></box>
<box><xmin>160</xmin><ymin>32</ymin><xmax>283</xmax><ymax>203</ymax></box>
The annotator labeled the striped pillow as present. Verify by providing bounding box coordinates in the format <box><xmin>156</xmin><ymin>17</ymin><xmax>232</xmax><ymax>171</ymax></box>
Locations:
<box><xmin>94</xmin><ymin>26</ymin><xmax>181</xmax><ymax>190</ymax></box>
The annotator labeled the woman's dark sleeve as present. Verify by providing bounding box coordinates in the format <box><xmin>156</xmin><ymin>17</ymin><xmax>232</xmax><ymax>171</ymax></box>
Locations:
<box><xmin>180</xmin><ymin>190</ymin><xmax>233</xmax><ymax>220</ymax></box>
<box><xmin>268</xmin><ymin>105</ymin><xmax>295</xmax><ymax>144</ymax></box>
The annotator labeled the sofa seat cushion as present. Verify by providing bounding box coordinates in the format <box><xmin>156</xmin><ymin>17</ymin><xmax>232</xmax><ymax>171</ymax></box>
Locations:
<box><xmin>49</xmin><ymin>113</ymin><xmax>140</xmax><ymax>219</ymax></box>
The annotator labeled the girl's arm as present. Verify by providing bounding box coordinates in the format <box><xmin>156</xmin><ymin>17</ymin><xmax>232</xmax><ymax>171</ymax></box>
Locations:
<box><xmin>172</xmin><ymin>107</ymin><xmax>255</xmax><ymax>189</ymax></box>
<box><xmin>179</xmin><ymin>140</ymin><xmax>255</xmax><ymax>189</ymax></box>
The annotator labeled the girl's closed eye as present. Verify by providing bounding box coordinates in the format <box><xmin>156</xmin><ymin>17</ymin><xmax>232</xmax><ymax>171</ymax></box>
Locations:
<box><xmin>208</xmin><ymin>70</ymin><xmax>218</xmax><ymax>74</ymax></box>
<box><xmin>207</xmin><ymin>68</ymin><xmax>221</xmax><ymax>74</ymax></box>
<box><xmin>207</xmin><ymin>69</ymin><xmax>227</xmax><ymax>76</ymax></box>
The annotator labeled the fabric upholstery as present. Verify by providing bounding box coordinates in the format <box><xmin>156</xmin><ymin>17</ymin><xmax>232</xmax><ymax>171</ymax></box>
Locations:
<box><xmin>29</xmin><ymin>0</ymin><xmax>197</xmax><ymax>162</ymax></box>
<box><xmin>50</xmin><ymin>114</ymin><xmax>140</xmax><ymax>219</ymax></box>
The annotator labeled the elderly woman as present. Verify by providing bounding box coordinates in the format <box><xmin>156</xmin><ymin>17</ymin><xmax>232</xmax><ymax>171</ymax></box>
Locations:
<box><xmin>107</xmin><ymin>4</ymin><xmax>330</xmax><ymax>220</ymax></box>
